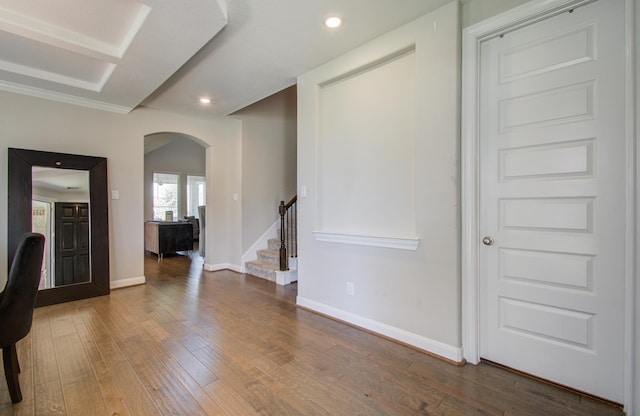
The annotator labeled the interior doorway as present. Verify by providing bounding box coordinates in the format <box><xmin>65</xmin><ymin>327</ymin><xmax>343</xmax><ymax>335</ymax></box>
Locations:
<box><xmin>143</xmin><ymin>133</ymin><xmax>208</xmax><ymax>263</ymax></box>
<box><xmin>461</xmin><ymin>0</ymin><xmax>636</xmax><ymax>409</ymax></box>
<box><xmin>32</xmin><ymin>199</ymin><xmax>52</xmax><ymax>289</ymax></box>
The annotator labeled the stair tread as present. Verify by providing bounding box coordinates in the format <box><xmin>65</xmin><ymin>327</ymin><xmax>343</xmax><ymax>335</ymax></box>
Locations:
<box><xmin>246</xmin><ymin>260</ymin><xmax>280</xmax><ymax>271</ymax></box>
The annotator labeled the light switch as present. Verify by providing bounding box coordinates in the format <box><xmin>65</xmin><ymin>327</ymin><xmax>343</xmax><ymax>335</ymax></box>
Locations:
<box><xmin>111</xmin><ymin>190</ymin><xmax>119</xmax><ymax>200</ymax></box>
<box><xmin>233</xmin><ymin>193</ymin><xmax>238</xmax><ymax>201</ymax></box>
<box><xmin>300</xmin><ymin>185</ymin><xmax>307</xmax><ymax>198</ymax></box>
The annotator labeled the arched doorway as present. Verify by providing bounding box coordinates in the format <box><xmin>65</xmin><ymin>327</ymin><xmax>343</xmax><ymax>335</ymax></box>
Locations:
<box><xmin>143</xmin><ymin>132</ymin><xmax>208</xmax><ymax>263</ymax></box>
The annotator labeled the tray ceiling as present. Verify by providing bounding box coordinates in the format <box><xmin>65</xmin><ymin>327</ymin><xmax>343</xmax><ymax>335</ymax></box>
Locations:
<box><xmin>0</xmin><ymin>0</ymin><xmax>452</xmax><ymax>118</ymax></box>
<box><xmin>0</xmin><ymin>0</ymin><xmax>227</xmax><ymax>113</ymax></box>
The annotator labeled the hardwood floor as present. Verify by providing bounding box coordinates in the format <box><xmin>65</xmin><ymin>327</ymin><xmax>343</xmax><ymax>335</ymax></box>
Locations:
<box><xmin>0</xmin><ymin>252</ymin><xmax>624</xmax><ymax>415</ymax></box>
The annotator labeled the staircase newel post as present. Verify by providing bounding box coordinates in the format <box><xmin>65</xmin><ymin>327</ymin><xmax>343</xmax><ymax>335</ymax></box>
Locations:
<box><xmin>279</xmin><ymin>201</ymin><xmax>288</xmax><ymax>271</ymax></box>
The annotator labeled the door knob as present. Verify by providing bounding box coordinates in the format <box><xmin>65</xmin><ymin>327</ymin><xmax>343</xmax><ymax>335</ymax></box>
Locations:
<box><xmin>482</xmin><ymin>236</ymin><xmax>494</xmax><ymax>246</ymax></box>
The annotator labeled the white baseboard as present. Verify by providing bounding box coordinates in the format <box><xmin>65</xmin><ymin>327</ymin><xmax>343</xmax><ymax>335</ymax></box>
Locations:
<box><xmin>110</xmin><ymin>275</ymin><xmax>146</xmax><ymax>289</ymax></box>
<box><xmin>204</xmin><ymin>263</ymin><xmax>242</xmax><ymax>273</ymax></box>
<box><xmin>296</xmin><ymin>296</ymin><xmax>463</xmax><ymax>363</ymax></box>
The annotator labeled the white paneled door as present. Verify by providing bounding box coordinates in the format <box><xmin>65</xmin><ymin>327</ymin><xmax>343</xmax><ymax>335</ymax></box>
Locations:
<box><xmin>479</xmin><ymin>0</ymin><xmax>625</xmax><ymax>402</ymax></box>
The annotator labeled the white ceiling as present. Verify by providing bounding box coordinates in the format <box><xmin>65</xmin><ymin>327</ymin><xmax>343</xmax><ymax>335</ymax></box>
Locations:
<box><xmin>0</xmin><ymin>0</ymin><xmax>451</xmax><ymax>118</ymax></box>
<box><xmin>32</xmin><ymin>166</ymin><xmax>89</xmax><ymax>194</ymax></box>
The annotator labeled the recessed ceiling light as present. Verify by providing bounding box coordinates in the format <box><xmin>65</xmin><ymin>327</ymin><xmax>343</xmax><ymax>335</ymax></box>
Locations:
<box><xmin>199</xmin><ymin>97</ymin><xmax>211</xmax><ymax>104</ymax></box>
<box><xmin>325</xmin><ymin>16</ymin><xmax>342</xmax><ymax>29</ymax></box>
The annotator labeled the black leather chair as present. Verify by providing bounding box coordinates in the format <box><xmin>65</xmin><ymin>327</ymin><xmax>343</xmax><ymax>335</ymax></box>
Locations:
<box><xmin>0</xmin><ymin>233</ymin><xmax>45</xmax><ymax>403</ymax></box>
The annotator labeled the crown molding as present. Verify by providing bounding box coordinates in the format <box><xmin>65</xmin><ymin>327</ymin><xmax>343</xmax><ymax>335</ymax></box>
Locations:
<box><xmin>0</xmin><ymin>80</ymin><xmax>131</xmax><ymax>114</ymax></box>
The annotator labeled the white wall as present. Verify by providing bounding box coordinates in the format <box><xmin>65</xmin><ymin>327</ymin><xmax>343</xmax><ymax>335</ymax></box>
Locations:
<box><xmin>0</xmin><ymin>90</ymin><xmax>241</xmax><ymax>286</ymax></box>
<box><xmin>297</xmin><ymin>2</ymin><xmax>461</xmax><ymax>360</ymax></box>
<box><xmin>317</xmin><ymin>51</ymin><xmax>417</xmax><ymax>237</ymax></box>
<box><xmin>461</xmin><ymin>0</ymin><xmax>530</xmax><ymax>27</ymax></box>
<box><xmin>143</xmin><ymin>134</ymin><xmax>206</xmax><ymax>221</ymax></box>
<box><xmin>232</xmin><ymin>86</ymin><xmax>297</xmax><ymax>253</ymax></box>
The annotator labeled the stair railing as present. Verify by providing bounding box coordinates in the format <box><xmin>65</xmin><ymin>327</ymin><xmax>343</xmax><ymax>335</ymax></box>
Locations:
<box><xmin>279</xmin><ymin>195</ymin><xmax>297</xmax><ymax>271</ymax></box>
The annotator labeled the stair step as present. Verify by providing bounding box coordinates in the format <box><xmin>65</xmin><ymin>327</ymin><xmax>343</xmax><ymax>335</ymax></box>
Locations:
<box><xmin>268</xmin><ymin>237</ymin><xmax>297</xmax><ymax>250</ymax></box>
<box><xmin>245</xmin><ymin>260</ymin><xmax>279</xmax><ymax>281</ymax></box>
<box><xmin>257</xmin><ymin>248</ymin><xmax>279</xmax><ymax>264</ymax></box>
<box><xmin>248</xmin><ymin>224</ymin><xmax>296</xmax><ymax>284</ymax></box>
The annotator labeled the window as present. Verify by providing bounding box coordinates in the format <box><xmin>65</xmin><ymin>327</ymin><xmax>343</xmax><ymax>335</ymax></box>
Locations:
<box><xmin>153</xmin><ymin>173</ymin><xmax>179</xmax><ymax>220</ymax></box>
<box><xmin>187</xmin><ymin>175</ymin><xmax>206</xmax><ymax>218</ymax></box>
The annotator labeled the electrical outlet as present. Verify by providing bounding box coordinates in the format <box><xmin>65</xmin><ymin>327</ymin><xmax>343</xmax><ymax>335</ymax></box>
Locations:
<box><xmin>346</xmin><ymin>282</ymin><xmax>355</xmax><ymax>296</ymax></box>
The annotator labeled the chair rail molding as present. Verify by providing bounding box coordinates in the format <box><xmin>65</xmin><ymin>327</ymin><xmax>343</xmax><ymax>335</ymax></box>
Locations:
<box><xmin>313</xmin><ymin>231</ymin><xmax>420</xmax><ymax>251</ymax></box>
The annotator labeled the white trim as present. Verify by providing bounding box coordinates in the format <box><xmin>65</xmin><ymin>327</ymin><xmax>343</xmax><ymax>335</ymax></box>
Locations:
<box><xmin>0</xmin><ymin>59</ymin><xmax>115</xmax><ymax>92</ymax></box>
<box><xmin>116</xmin><ymin>5</ymin><xmax>152</xmax><ymax>59</ymax></box>
<box><xmin>461</xmin><ymin>10</ymin><xmax>482</xmax><ymax>365</ymax></box>
<box><xmin>240</xmin><ymin>219</ymin><xmax>279</xmax><ymax>273</ymax></box>
<box><xmin>467</xmin><ymin>0</ymin><xmax>596</xmax><ymax>42</ymax></box>
<box><xmin>276</xmin><ymin>257</ymin><xmax>298</xmax><ymax>285</ymax></box>
<box><xmin>275</xmin><ymin>269</ymin><xmax>298</xmax><ymax>286</ymax></box>
<box><xmin>461</xmin><ymin>0</ymin><xmax>636</xmax><ymax>412</ymax></box>
<box><xmin>297</xmin><ymin>296</ymin><xmax>463</xmax><ymax>363</ymax></box>
<box><xmin>204</xmin><ymin>263</ymin><xmax>242</xmax><ymax>273</ymax></box>
<box><xmin>623</xmin><ymin>0</ymin><xmax>637</xmax><ymax>413</ymax></box>
<box><xmin>313</xmin><ymin>231</ymin><xmax>420</xmax><ymax>251</ymax></box>
<box><xmin>0</xmin><ymin>80</ymin><xmax>132</xmax><ymax>114</ymax></box>
<box><xmin>110</xmin><ymin>275</ymin><xmax>145</xmax><ymax>289</ymax></box>
<box><xmin>0</xmin><ymin>4</ymin><xmax>150</xmax><ymax>60</ymax></box>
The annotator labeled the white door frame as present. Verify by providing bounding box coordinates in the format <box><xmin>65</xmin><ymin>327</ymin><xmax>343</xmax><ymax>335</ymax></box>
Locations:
<box><xmin>460</xmin><ymin>0</ymin><xmax>637</xmax><ymax>412</ymax></box>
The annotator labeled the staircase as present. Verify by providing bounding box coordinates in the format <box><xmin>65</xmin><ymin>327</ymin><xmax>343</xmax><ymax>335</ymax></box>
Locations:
<box><xmin>244</xmin><ymin>237</ymin><xmax>281</xmax><ymax>282</ymax></box>
<box><xmin>244</xmin><ymin>196</ymin><xmax>297</xmax><ymax>285</ymax></box>
<box><xmin>245</xmin><ymin>235</ymin><xmax>298</xmax><ymax>285</ymax></box>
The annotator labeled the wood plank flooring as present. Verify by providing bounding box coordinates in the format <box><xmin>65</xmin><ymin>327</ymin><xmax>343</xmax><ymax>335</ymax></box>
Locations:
<box><xmin>0</xmin><ymin>252</ymin><xmax>625</xmax><ymax>415</ymax></box>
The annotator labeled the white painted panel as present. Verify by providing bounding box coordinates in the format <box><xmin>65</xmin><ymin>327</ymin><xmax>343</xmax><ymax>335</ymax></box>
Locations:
<box><xmin>500</xmin><ymin>24</ymin><xmax>594</xmax><ymax>83</ymax></box>
<box><xmin>500</xmin><ymin>297</ymin><xmax>594</xmax><ymax>349</ymax></box>
<box><xmin>500</xmin><ymin>139</ymin><xmax>593</xmax><ymax>180</ymax></box>
<box><xmin>318</xmin><ymin>50</ymin><xmax>417</xmax><ymax>237</ymax></box>
<box><xmin>500</xmin><ymin>248</ymin><xmax>592</xmax><ymax>290</ymax></box>
<box><xmin>499</xmin><ymin>81</ymin><xmax>594</xmax><ymax>132</ymax></box>
<box><xmin>298</xmin><ymin>3</ymin><xmax>461</xmax><ymax>360</ymax></box>
<box><xmin>501</xmin><ymin>198</ymin><xmax>592</xmax><ymax>232</ymax></box>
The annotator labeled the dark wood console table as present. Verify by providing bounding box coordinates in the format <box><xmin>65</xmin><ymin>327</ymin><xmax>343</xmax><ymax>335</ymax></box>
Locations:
<box><xmin>145</xmin><ymin>221</ymin><xmax>193</xmax><ymax>261</ymax></box>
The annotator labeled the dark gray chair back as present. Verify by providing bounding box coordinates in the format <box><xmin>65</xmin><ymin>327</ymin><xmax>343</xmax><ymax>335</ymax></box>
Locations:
<box><xmin>0</xmin><ymin>232</ymin><xmax>45</xmax><ymax>403</ymax></box>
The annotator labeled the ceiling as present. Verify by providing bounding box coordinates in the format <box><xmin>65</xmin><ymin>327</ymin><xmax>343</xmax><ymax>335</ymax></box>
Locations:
<box><xmin>32</xmin><ymin>167</ymin><xmax>89</xmax><ymax>195</ymax></box>
<box><xmin>0</xmin><ymin>0</ymin><xmax>451</xmax><ymax>119</ymax></box>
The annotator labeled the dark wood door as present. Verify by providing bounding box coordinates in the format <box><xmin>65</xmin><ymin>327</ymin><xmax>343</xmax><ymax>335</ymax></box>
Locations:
<box><xmin>55</xmin><ymin>202</ymin><xmax>90</xmax><ymax>286</ymax></box>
